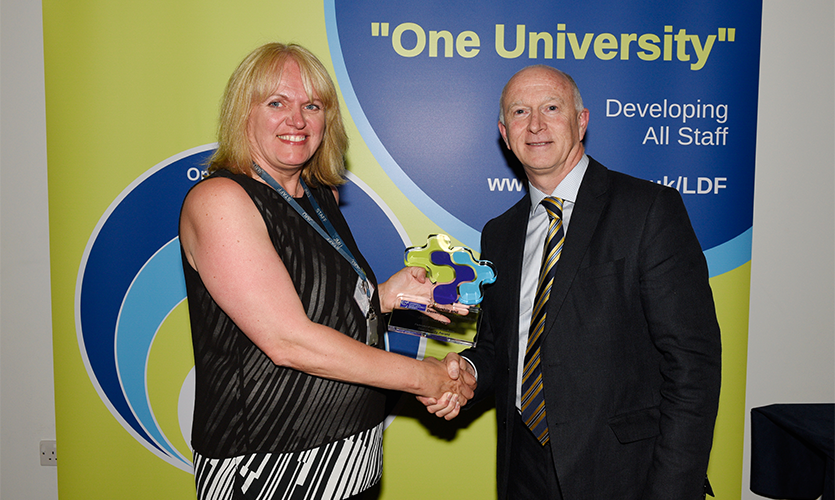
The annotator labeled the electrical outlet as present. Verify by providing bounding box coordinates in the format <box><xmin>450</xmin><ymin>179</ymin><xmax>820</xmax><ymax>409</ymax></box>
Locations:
<box><xmin>40</xmin><ymin>440</ymin><xmax>57</xmax><ymax>466</ymax></box>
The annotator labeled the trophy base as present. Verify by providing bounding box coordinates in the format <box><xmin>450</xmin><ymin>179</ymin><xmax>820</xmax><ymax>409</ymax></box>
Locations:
<box><xmin>387</xmin><ymin>296</ymin><xmax>479</xmax><ymax>348</ymax></box>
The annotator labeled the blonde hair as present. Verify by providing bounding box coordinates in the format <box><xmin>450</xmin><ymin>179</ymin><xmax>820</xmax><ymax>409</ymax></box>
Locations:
<box><xmin>207</xmin><ymin>43</ymin><xmax>348</xmax><ymax>187</ymax></box>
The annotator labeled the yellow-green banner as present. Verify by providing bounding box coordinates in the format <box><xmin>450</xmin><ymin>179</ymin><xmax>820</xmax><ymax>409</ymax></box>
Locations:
<box><xmin>44</xmin><ymin>1</ymin><xmax>755</xmax><ymax>498</ymax></box>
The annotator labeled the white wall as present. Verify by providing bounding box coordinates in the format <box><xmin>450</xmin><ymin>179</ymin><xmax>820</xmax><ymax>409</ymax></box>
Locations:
<box><xmin>0</xmin><ymin>0</ymin><xmax>59</xmax><ymax>498</ymax></box>
<box><xmin>0</xmin><ymin>1</ymin><xmax>831</xmax><ymax>499</ymax></box>
<box><xmin>741</xmin><ymin>1</ymin><xmax>835</xmax><ymax>498</ymax></box>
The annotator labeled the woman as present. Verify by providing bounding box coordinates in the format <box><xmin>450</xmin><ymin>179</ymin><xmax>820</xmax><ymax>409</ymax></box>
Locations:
<box><xmin>179</xmin><ymin>43</ymin><xmax>473</xmax><ymax>500</ymax></box>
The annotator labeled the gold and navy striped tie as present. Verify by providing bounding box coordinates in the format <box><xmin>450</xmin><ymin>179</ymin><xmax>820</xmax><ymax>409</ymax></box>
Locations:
<box><xmin>521</xmin><ymin>196</ymin><xmax>564</xmax><ymax>446</ymax></box>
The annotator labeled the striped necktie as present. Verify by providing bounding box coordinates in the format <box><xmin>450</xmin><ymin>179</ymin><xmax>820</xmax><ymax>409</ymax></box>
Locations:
<box><xmin>521</xmin><ymin>196</ymin><xmax>564</xmax><ymax>446</ymax></box>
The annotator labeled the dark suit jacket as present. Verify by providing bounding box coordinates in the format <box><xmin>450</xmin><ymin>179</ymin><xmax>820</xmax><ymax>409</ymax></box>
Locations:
<box><xmin>463</xmin><ymin>158</ymin><xmax>721</xmax><ymax>500</ymax></box>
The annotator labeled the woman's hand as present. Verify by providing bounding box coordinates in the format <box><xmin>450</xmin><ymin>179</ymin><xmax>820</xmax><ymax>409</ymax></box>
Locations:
<box><xmin>378</xmin><ymin>266</ymin><xmax>434</xmax><ymax>313</ymax></box>
<box><xmin>417</xmin><ymin>353</ymin><xmax>477</xmax><ymax>420</ymax></box>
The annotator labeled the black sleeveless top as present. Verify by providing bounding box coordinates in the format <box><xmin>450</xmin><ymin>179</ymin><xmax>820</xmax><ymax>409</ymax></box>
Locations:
<box><xmin>182</xmin><ymin>169</ymin><xmax>388</xmax><ymax>458</ymax></box>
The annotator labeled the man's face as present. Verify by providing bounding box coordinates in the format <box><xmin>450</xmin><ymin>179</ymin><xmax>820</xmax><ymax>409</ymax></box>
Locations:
<box><xmin>498</xmin><ymin>67</ymin><xmax>589</xmax><ymax>186</ymax></box>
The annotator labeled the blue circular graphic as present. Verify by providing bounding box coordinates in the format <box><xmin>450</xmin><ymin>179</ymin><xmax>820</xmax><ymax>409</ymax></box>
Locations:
<box><xmin>76</xmin><ymin>146</ymin><xmax>419</xmax><ymax>470</ymax></box>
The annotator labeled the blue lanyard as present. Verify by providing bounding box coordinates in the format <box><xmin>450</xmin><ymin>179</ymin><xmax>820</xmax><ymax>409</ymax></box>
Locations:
<box><xmin>251</xmin><ymin>163</ymin><xmax>371</xmax><ymax>295</ymax></box>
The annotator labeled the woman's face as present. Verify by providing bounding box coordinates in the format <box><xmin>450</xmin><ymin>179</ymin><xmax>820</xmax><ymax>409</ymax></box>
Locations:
<box><xmin>247</xmin><ymin>59</ymin><xmax>325</xmax><ymax>178</ymax></box>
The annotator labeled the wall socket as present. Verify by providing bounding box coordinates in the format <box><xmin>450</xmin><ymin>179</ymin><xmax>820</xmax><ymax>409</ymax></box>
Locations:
<box><xmin>40</xmin><ymin>440</ymin><xmax>57</xmax><ymax>466</ymax></box>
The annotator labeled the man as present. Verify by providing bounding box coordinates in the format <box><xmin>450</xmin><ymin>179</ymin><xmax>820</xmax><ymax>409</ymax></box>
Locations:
<box><xmin>430</xmin><ymin>65</ymin><xmax>721</xmax><ymax>499</ymax></box>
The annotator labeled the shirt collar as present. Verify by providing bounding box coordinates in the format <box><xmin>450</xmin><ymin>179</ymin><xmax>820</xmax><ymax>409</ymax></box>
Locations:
<box><xmin>528</xmin><ymin>155</ymin><xmax>589</xmax><ymax>215</ymax></box>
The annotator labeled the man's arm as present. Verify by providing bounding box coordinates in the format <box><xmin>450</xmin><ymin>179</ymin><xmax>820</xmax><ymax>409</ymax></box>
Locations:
<box><xmin>639</xmin><ymin>187</ymin><xmax>722</xmax><ymax>499</ymax></box>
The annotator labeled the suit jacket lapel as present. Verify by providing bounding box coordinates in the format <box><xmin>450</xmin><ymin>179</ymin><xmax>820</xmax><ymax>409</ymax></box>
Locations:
<box><xmin>541</xmin><ymin>158</ymin><xmax>609</xmax><ymax>340</ymax></box>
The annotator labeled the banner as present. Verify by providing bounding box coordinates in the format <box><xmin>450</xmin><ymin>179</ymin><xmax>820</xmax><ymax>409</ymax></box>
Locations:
<box><xmin>44</xmin><ymin>1</ymin><xmax>760</xmax><ymax>498</ymax></box>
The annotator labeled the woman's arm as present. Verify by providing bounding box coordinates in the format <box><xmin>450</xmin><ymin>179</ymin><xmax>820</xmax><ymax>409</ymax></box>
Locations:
<box><xmin>180</xmin><ymin>177</ymin><xmax>473</xmax><ymax>407</ymax></box>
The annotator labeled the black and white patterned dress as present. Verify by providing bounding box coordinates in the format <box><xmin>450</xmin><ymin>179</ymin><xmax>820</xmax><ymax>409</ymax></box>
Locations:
<box><xmin>182</xmin><ymin>169</ymin><xmax>388</xmax><ymax>499</ymax></box>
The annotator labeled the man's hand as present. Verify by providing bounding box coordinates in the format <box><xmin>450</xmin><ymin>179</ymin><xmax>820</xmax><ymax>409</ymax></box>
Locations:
<box><xmin>417</xmin><ymin>352</ymin><xmax>477</xmax><ymax>420</ymax></box>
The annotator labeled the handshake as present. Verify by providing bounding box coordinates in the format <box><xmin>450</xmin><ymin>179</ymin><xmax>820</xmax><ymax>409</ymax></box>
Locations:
<box><xmin>417</xmin><ymin>352</ymin><xmax>478</xmax><ymax>420</ymax></box>
<box><xmin>385</xmin><ymin>235</ymin><xmax>494</xmax><ymax>420</ymax></box>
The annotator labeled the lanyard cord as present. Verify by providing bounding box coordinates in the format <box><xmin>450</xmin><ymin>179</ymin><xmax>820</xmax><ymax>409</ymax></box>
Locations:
<box><xmin>251</xmin><ymin>163</ymin><xmax>370</xmax><ymax>293</ymax></box>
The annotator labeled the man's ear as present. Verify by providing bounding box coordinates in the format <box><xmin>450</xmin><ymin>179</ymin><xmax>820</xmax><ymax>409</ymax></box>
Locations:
<box><xmin>498</xmin><ymin>121</ymin><xmax>510</xmax><ymax>149</ymax></box>
<box><xmin>578</xmin><ymin>108</ymin><xmax>590</xmax><ymax>141</ymax></box>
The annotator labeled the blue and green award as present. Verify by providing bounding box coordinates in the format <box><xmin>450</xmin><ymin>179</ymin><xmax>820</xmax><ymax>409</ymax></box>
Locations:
<box><xmin>387</xmin><ymin>234</ymin><xmax>496</xmax><ymax>347</ymax></box>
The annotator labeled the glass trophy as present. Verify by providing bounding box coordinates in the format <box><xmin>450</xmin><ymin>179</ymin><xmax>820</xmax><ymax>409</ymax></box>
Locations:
<box><xmin>387</xmin><ymin>234</ymin><xmax>496</xmax><ymax>348</ymax></box>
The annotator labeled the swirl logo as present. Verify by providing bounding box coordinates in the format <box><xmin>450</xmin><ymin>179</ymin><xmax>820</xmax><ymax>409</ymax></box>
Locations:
<box><xmin>76</xmin><ymin>145</ymin><xmax>416</xmax><ymax>470</ymax></box>
<box><xmin>76</xmin><ymin>145</ymin><xmax>212</xmax><ymax>471</ymax></box>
